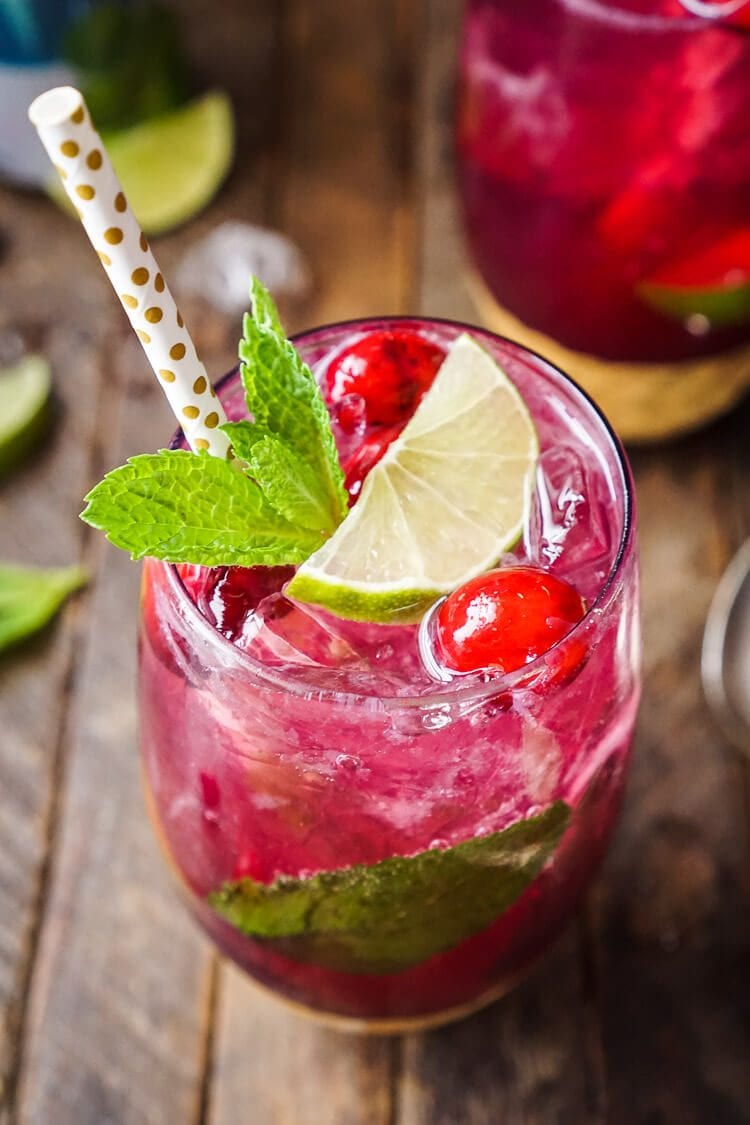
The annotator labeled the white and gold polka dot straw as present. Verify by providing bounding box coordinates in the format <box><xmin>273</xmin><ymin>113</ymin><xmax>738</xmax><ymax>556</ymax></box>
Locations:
<box><xmin>28</xmin><ymin>86</ymin><xmax>230</xmax><ymax>458</ymax></box>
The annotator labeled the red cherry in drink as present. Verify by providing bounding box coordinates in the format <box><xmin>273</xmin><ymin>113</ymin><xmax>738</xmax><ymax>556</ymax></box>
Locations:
<box><xmin>342</xmin><ymin>424</ymin><xmax>403</xmax><ymax>503</ymax></box>
<box><xmin>206</xmin><ymin>566</ymin><xmax>294</xmax><ymax>640</ymax></box>
<box><xmin>324</xmin><ymin>329</ymin><xmax>446</xmax><ymax>426</ymax></box>
<box><xmin>436</xmin><ymin>566</ymin><xmax>587</xmax><ymax>676</ymax></box>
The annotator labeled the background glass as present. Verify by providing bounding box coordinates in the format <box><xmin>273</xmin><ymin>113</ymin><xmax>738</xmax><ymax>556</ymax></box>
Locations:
<box><xmin>457</xmin><ymin>0</ymin><xmax>750</xmax><ymax>440</ymax></box>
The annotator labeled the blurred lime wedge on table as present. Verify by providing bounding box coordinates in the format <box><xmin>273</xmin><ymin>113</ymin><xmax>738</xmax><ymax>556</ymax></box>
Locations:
<box><xmin>638</xmin><ymin>230</ymin><xmax>750</xmax><ymax>327</ymax></box>
<box><xmin>287</xmin><ymin>334</ymin><xmax>539</xmax><ymax>624</ymax></box>
<box><xmin>0</xmin><ymin>565</ymin><xmax>87</xmax><ymax>653</ymax></box>
<box><xmin>48</xmin><ymin>92</ymin><xmax>234</xmax><ymax>234</ymax></box>
<box><xmin>0</xmin><ymin>356</ymin><xmax>52</xmax><ymax>477</ymax></box>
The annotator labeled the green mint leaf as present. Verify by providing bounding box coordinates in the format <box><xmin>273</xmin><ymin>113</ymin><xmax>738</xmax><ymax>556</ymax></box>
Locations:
<box><xmin>80</xmin><ymin>450</ymin><xmax>324</xmax><ymax>565</ymax></box>
<box><xmin>0</xmin><ymin>564</ymin><xmax>87</xmax><ymax>652</ymax></box>
<box><xmin>249</xmin><ymin>275</ymin><xmax>284</xmax><ymax>335</ymax></box>
<box><xmin>208</xmin><ymin>800</ymin><xmax>570</xmax><ymax>975</ymax></box>
<box><xmin>222</xmin><ymin>422</ymin><xmax>337</xmax><ymax>534</ymax></box>
<box><xmin>238</xmin><ymin>281</ymin><xmax>348</xmax><ymax>530</ymax></box>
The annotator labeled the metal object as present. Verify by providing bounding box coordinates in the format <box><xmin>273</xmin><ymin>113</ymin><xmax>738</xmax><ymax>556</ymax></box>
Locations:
<box><xmin>702</xmin><ymin>539</ymin><xmax>750</xmax><ymax>754</ymax></box>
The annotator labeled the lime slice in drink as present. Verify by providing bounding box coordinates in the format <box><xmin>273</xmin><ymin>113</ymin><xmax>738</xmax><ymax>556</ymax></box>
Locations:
<box><xmin>48</xmin><ymin>92</ymin><xmax>234</xmax><ymax>234</ymax></box>
<box><xmin>0</xmin><ymin>355</ymin><xmax>52</xmax><ymax>477</ymax></box>
<box><xmin>638</xmin><ymin>230</ymin><xmax>750</xmax><ymax>327</ymax></box>
<box><xmin>287</xmin><ymin>334</ymin><xmax>539</xmax><ymax>624</ymax></box>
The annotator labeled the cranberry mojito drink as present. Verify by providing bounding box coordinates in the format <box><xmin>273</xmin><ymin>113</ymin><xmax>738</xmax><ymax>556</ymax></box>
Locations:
<box><xmin>457</xmin><ymin>0</ymin><xmax>750</xmax><ymax>440</ymax></box>
<box><xmin>83</xmin><ymin>281</ymin><xmax>639</xmax><ymax>1031</ymax></box>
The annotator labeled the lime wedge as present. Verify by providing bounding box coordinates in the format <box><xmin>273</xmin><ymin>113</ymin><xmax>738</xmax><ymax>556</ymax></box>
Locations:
<box><xmin>638</xmin><ymin>230</ymin><xmax>750</xmax><ymax>327</ymax></box>
<box><xmin>0</xmin><ymin>355</ymin><xmax>52</xmax><ymax>477</ymax></box>
<box><xmin>48</xmin><ymin>92</ymin><xmax>234</xmax><ymax>234</ymax></box>
<box><xmin>287</xmin><ymin>334</ymin><xmax>539</xmax><ymax>624</ymax></box>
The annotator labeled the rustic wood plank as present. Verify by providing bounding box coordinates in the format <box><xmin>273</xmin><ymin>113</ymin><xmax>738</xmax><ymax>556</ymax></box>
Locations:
<box><xmin>11</xmin><ymin>329</ymin><xmax>216</xmax><ymax>1125</ymax></box>
<box><xmin>413</xmin><ymin>0</ymin><xmax>475</xmax><ymax>325</ymax></box>
<box><xmin>398</xmin><ymin>933</ymin><xmax>600</xmax><ymax>1125</ymax></box>
<box><xmin>403</xmin><ymin>2</ymin><xmax>605</xmax><ymax>1121</ymax></box>
<box><xmin>207</xmin><ymin>4</ymin><xmax>416</xmax><ymax>1121</ymax></box>
<box><xmin>8</xmin><ymin>3</ymin><xmax>277</xmax><ymax>1121</ymax></box>
<box><xmin>274</xmin><ymin>0</ymin><xmax>415</xmax><ymax>325</ymax></box>
<box><xmin>211</xmin><ymin>967</ymin><xmax>395</xmax><ymax>1125</ymax></box>
<box><xmin>590</xmin><ymin>409</ymin><xmax>750</xmax><ymax>1125</ymax></box>
<box><xmin>0</xmin><ymin>186</ymin><xmax>120</xmax><ymax>1117</ymax></box>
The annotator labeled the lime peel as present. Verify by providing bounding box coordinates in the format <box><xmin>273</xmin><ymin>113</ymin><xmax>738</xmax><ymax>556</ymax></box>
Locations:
<box><xmin>0</xmin><ymin>355</ymin><xmax>53</xmax><ymax>477</ymax></box>
<box><xmin>287</xmin><ymin>333</ymin><xmax>539</xmax><ymax>624</ymax></box>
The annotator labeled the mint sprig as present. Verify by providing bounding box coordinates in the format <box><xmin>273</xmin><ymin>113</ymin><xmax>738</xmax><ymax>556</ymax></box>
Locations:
<box><xmin>80</xmin><ymin>279</ymin><xmax>346</xmax><ymax>566</ymax></box>
<box><xmin>0</xmin><ymin>564</ymin><xmax>87</xmax><ymax>652</ymax></box>
<box><xmin>223</xmin><ymin>277</ymin><xmax>348</xmax><ymax>534</ymax></box>
<box><xmin>208</xmin><ymin>800</ymin><xmax>570</xmax><ymax>975</ymax></box>
<box><xmin>81</xmin><ymin>451</ymin><xmax>323</xmax><ymax>565</ymax></box>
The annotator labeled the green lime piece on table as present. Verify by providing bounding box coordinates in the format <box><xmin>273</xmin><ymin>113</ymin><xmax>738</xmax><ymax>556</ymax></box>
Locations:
<box><xmin>286</xmin><ymin>333</ymin><xmax>539</xmax><ymax>624</ymax></box>
<box><xmin>48</xmin><ymin>91</ymin><xmax>234</xmax><ymax>235</ymax></box>
<box><xmin>638</xmin><ymin>230</ymin><xmax>750</xmax><ymax>327</ymax></box>
<box><xmin>0</xmin><ymin>564</ymin><xmax>87</xmax><ymax>653</ymax></box>
<box><xmin>0</xmin><ymin>355</ymin><xmax>52</xmax><ymax>478</ymax></box>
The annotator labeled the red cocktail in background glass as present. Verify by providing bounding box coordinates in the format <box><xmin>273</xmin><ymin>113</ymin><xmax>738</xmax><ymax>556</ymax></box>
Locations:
<box><xmin>457</xmin><ymin>0</ymin><xmax>750</xmax><ymax>439</ymax></box>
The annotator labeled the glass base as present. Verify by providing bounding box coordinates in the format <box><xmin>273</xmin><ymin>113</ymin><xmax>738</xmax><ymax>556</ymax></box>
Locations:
<box><xmin>468</xmin><ymin>272</ymin><xmax>750</xmax><ymax>443</ymax></box>
<box><xmin>143</xmin><ymin>771</ymin><xmax>528</xmax><ymax>1035</ymax></box>
<box><xmin>225</xmin><ymin>963</ymin><xmax>527</xmax><ymax>1036</ymax></box>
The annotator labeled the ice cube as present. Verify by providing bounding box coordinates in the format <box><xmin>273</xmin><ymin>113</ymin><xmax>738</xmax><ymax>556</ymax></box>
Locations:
<box><xmin>525</xmin><ymin>444</ymin><xmax>614</xmax><ymax>601</ymax></box>
<box><xmin>238</xmin><ymin>593</ymin><xmax>369</xmax><ymax>669</ymax></box>
<box><xmin>176</xmin><ymin>221</ymin><xmax>313</xmax><ymax>314</ymax></box>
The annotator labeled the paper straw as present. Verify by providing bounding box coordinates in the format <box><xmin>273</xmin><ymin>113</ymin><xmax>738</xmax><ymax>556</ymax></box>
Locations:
<box><xmin>28</xmin><ymin>86</ymin><xmax>230</xmax><ymax>459</ymax></box>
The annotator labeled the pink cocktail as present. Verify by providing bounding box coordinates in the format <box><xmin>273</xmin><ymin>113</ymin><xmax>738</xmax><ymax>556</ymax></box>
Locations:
<box><xmin>457</xmin><ymin>0</ymin><xmax>750</xmax><ymax>439</ymax></box>
<box><xmin>139</xmin><ymin>319</ymin><xmax>640</xmax><ymax>1032</ymax></box>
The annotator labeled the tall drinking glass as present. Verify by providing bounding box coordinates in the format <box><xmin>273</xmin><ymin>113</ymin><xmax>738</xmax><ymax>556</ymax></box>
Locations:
<box><xmin>457</xmin><ymin>0</ymin><xmax>750</xmax><ymax>440</ymax></box>
<box><xmin>139</xmin><ymin>319</ymin><xmax>640</xmax><ymax>1032</ymax></box>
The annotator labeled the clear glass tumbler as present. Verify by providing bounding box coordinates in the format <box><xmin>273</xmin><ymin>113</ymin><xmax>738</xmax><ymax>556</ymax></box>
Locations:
<box><xmin>139</xmin><ymin>319</ymin><xmax>641</xmax><ymax>1032</ymax></box>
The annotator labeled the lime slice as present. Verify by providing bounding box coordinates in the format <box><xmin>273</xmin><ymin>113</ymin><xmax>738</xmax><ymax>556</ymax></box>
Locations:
<box><xmin>287</xmin><ymin>334</ymin><xmax>539</xmax><ymax>624</ymax></box>
<box><xmin>0</xmin><ymin>355</ymin><xmax>52</xmax><ymax>477</ymax></box>
<box><xmin>638</xmin><ymin>230</ymin><xmax>750</xmax><ymax>327</ymax></box>
<box><xmin>48</xmin><ymin>92</ymin><xmax>234</xmax><ymax>234</ymax></box>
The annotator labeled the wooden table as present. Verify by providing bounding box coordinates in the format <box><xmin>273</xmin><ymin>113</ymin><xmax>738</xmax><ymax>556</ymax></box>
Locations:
<box><xmin>1</xmin><ymin>3</ymin><xmax>748</xmax><ymax>1122</ymax></box>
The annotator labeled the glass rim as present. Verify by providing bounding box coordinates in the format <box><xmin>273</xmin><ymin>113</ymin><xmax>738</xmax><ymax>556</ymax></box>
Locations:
<box><xmin>164</xmin><ymin>314</ymin><xmax>636</xmax><ymax>711</ymax></box>
<box><xmin>557</xmin><ymin>0</ymin><xmax>737</xmax><ymax>31</ymax></box>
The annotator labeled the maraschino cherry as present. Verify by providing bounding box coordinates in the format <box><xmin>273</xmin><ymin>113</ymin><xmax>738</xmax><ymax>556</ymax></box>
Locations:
<box><xmin>436</xmin><ymin>566</ymin><xmax>586</xmax><ymax>676</ymax></box>
<box><xmin>325</xmin><ymin>328</ymin><xmax>445</xmax><ymax>426</ymax></box>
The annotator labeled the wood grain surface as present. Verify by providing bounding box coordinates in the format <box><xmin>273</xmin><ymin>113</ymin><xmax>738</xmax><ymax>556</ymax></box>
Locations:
<box><xmin>0</xmin><ymin>1</ymin><xmax>748</xmax><ymax>1122</ymax></box>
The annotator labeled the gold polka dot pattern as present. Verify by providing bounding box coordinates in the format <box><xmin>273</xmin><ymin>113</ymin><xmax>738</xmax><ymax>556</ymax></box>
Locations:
<box><xmin>29</xmin><ymin>86</ymin><xmax>229</xmax><ymax>457</ymax></box>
